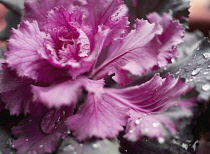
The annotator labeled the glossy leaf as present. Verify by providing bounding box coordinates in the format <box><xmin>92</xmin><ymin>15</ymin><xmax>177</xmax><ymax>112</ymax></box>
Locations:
<box><xmin>57</xmin><ymin>137</ymin><xmax>120</xmax><ymax>154</ymax></box>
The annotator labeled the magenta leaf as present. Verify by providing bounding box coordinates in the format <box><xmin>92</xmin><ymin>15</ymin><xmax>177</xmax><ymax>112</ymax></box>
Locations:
<box><xmin>32</xmin><ymin>80</ymin><xmax>81</xmax><ymax>108</ymax></box>
<box><xmin>93</xmin><ymin>19</ymin><xmax>162</xmax><ymax>85</ymax></box>
<box><xmin>67</xmin><ymin>79</ymin><xmax>129</xmax><ymax>141</ymax></box>
<box><xmin>147</xmin><ymin>13</ymin><xmax>184</xmax><ymax>67</ymax></box>
<box><xmin>6</xmin><ymin>21</ymin><xmax>64</xmax><ymax>82</ymax></box>
<box><xmin>23</xmin><ymin>0</ymin><xmax>74</xmax><ymax>27</ymax></box>
<box><xmin>105</xmin><ymin>74</ymin><xmax>194</xmax><ymax>141</ymax></box>
<box><xmin>67</xmin><ymin>91</ymin><xmax>129</xmax><ymax>141</ymax></box>
<box><xmin>12</xmin><ymin>107</ymin><xmax>73</xmax><ymax>154</ymax></box>
<box><xmin>0</xmin><ymin>69</ymin><xmax>33</xmax><ymax>115</ymax></box>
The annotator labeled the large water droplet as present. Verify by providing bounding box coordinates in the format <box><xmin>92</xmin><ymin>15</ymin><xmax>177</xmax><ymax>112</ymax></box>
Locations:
<box><xmin>63</xmin><ymin>144</ymin><xmax>75</xmax><ymax>151</ymax></box>
<box><xmin>202</xmin><ymin>83</ymin><xmax>210</xmax><ymax>91</ymax></box>
<box><xmin>203</xmin><ymin>53</ymin><xmax>210</xmax><ymax>59</ymax></box>
<box><xmin>92</xmin><ymin>143</ymin><xmax>101</xmax><ymax>149</ymax></box>
<box><xmin>191</xmin><ymin>68</ymin><xmax>202</xmax><ymax>76</ymax></box>
<box><xmin>41</xmin><ymin>109</ymin><xmax>65</xmax><ymax>134</ymax></box>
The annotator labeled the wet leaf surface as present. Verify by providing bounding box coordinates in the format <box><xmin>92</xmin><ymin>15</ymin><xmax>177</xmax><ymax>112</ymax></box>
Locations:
<box><xmin>57</xmin><ymin>137</ymin><xmax>120</xmax><ymax>154</ymax></box>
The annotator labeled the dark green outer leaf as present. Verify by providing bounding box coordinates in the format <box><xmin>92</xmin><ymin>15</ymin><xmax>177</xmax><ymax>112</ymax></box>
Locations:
<box><xmin>0</xmin><ymin>0</ymin><xmax>25</xmax><ymax>15</ymax></box>
<box><xmin>124</xmin><ymin>0</ymin><xmax>190</xmax><ymax>28</ymax></box>
<box><xmin>0</xmin><ymin>111</ymin><xmax>24</xmax><ymax>153</ymax></box>
<box><xmin>174</xmin><ymin>38</ymin><xmax>210</xmax><ymax>101</ymax></box>
<box><xmin>57</xmin><ymin>137</ymin><xmax>120</xmax><ymax>154</ymax></box>
<box><xmin>0</xmin><ymin>10</ymin><xmax>21</xmax><ymax>41</ymax></box>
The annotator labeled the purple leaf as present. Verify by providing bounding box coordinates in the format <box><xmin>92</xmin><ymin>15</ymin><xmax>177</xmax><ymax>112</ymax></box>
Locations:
<box><xmin>67</xmin><ymin>79</ymin><xmax>129</xmax><ymax>141</ymax></box>
<box><xmin>12</xmin><ymin>107</ymin><xmax>73</xmax><ymax>154</ymax></box>
<box><xmin>0</xmin><ymin>69</ymin><xmax>33</xmax><ymax>115</ymax></box>
<box><xmin>93</xmin><ymin>19</ymin><xmax>162</xmax><ymax>85</ymax></box>
<box><xmin>6</xmin><ymin>21</ymin><xmax>65</xmax><ymax>82</ymax></box>
<box><xmin>32</xmin><ymin>80</ymin><xmax>82</xmax><ymax>108</ymax></box>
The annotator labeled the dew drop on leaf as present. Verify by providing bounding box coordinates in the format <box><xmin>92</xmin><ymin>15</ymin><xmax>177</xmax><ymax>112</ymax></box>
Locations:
<box><xmin>135</xmin><ymin>119</ymin><xmax>141</xmax><ymax>125</ymax></box>
<box><xmin>129</xmin><ymin>130</ymin><xmax>134</xmax><ymax>133</ymax></box>
<box><xmin>144</xmin><ymin>128</ymin><xmax>150</xmax><ymax>133</ymax></box>
<box><xmin>158</xmin><ymin>137</ymin><xmax>165</xmax><ymax>144</ymax></box>
<box><xmin>191</xmin><ymin>68</ymin><xmax>202</xmax><ymax>76</ymax></box>
<box><xmin>92</xmin><ymin>143</ymin><xmax>101</xmax><ymax>149</ymax></box>
<box><xmin>202</xmin><ymin>83</ymin><xmax>210</xmax><ymax>91</ymax></box>
<box><xmin>41</xmin><ymin>109</ymin><xmax>65</xmax><ymax>134</ymax></box>
<box><xmin>152</xmin><ymin>122</ymin><xmax>159</xmax><ymax>127</ymax></box>
<box><xmin>206</xmin><ymin>76</ymin><xmax>210</xmax><ymax>80</ymax></box>
<box><xmin>203</xmin><ymin>53</ymin><xmax>210</xmax><ymax>59</ymax></box>
<box><xmin>39</xmin><ymin>145</ymin><xmax>43</xmax><ymax>148</ymax></box>
<box><xmin>63</xmin><ymin>144</ymin><xmax>75</xmax><ymax>151</ymax></box>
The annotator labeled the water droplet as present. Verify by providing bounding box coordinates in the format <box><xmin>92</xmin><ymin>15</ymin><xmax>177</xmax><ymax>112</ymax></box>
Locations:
<box><xmin>204</xmin><ymin>72</ymin><xmax>209</xmax><ymax>75</ymax></box>
<box><xmin>25</xmin><ymin>139</ymin><xmax>29</xmax><ymax>141</ymax></box>
<box><xmin>41</xmin><ymin>109</ymin><xmax>65</xmax><ymax>134</ymax></box>
<box><xmin>175</xmin><ymin>69</ymin><xmax>181</xmax><ymax>75</ymax></box>
<box><xmin>158</xmin><ymin>137</ymin><xmax>165</xmax><ymax>144</ymax></box>
<box><xmin>92</xmin><ymin>143</ymin><xmax>101</xmax><ymax>149</ymax></box>
<box><xmin>63</xmin><ymin>144</ymin><xmax>75</xmax><ymax>151</ymax></box>
<box><xmin>181</xmin><ymin>143</ymin><xmax>188</xmax><ymax>150</ymax></box>
<box><xmin>144</xmin><ymin>128</ymin><xmax>150</xmax><ymax>133</ymax></box>
<box><xmin>191</xmin><ymin>68</ymin><xmax>202</xmax><ymax>76</ymax></box>
<box><xmin>203</xmin><ymin>53</ymin><xmax>210</xmax><ymax>59</ymax></box>
<box><xmin>39</xmin><ymin>145</ymin><xmax>43</xmax><ymax>148</ymax></box>
<box><xmin>202</xmin><ymin>83</ymin><xmax>210</xmax><ymax>91</ymax></box>
<box><xmin>129</xmin><ymin>130</ymin><xmax>134</xmax><ymax>133</ymax></box>
<box><xmin>32</xmin><ymin>150</ymin><xmax>37</xmax><ymax>154</ymax></box>
<box><xmin>67</xmin><ymin>130</ymin><xmax>71</xmax><ymax>134</ymax></box>
<box><xmin>6</xmin><ymin>138</ymin><xmax>13</xmax><ymax>147</ymax></box>
<box><xmin>135</xmin><ymin>119</ymin><xmax>141</xmax><ymax>125</ymax></box>
<box><xmin>152</xmin><ymin>122</ymin><xmax>159</xmax><ymax>127</ymax></box>
<box><xmin>208</xmin><ymin>65</ymin><xmax>210</xmax><ymax>68</ymax></box>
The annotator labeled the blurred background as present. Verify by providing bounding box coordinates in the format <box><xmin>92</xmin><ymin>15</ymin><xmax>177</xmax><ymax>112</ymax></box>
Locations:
<box><xmin>189</xmin><ymin>0</ymin><xmax>210</xmax><ymax>36</ymax></box>
<box><xmin>0</xmin><ymin>0</ymin><xmax>210</xmax><ymax>40</ymax></box>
